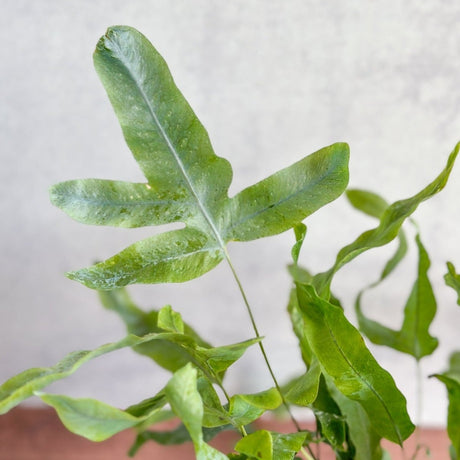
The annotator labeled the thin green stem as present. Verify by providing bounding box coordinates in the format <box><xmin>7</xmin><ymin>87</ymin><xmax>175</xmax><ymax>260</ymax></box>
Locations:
<box><xmin>223</xmin><ymin>248</ymin><xmax>302</xmax><ymax>432</ymax></box>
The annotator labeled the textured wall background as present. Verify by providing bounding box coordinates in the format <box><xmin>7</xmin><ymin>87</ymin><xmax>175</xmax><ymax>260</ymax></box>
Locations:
<box><xmin>1</xmin><ymin>1</ymin><xmax>459</xmax><ymax>426</ymax></box>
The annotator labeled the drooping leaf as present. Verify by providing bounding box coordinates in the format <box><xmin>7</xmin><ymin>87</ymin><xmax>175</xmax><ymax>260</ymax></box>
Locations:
<box><xmin>356</xmin><ymin>233</ymin><xmax>438</xmax><ymax>360</ymax></box>
<box><xmin>313</xmin><ymin>143</ymin><xmax>459</xmax><ymax>297</ymax></box>
<box><xmin>296</xmin><ymin>283</ymin><xmax>415</xmax><ymax>444</ymax></box>
<box><xmin>165</xmin><ymin>363</ymin><xmax>228</xmax><ymax>460</ymax></box>
<box><xmin>36</xmin><ymin>392</ymin><xmax>166</xmax><ymax>442</ymax></box>
<box><xmin>0</xmin><ymin>333</ymin><xmax>170</xmax><ymax>414</ymax></box>
<box><xmin>445</xmin><ymin>262</ymin><xmax>460</xmax><ymax>305</ymax></box>
<box><xmin>50</xmin><ymin>25</ymin><xmax>350</xmax><ymax>290</ymax></box>
<box><xmin>432</xmin><ymin>352</ymin><xmax>460</xmax><ymax>458</ymax></box>
<box><xmin>98</xmin><ymin>287</ymin><xmax>210</xmax><ymax>372</ymax></box>
<box><xmin>0</xmin><ymin>328</ymin><xmax>258</xmax><ymax>415</ymax></box>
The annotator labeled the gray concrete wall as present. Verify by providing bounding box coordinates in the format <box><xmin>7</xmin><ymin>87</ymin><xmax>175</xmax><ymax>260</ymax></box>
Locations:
<box><xmin>1</xmin><ymin>1</ymin><xmax>459</xmax><ymax>426</ymax></box>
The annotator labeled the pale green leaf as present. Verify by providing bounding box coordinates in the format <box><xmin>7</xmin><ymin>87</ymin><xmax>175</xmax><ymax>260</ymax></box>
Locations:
<box><xmin>49</xmin><ymin>179</ymin><xmax>191</xmax><ymax>228</ymax></box>
<box><xmin>37</xmin><ymin>393</ymin><xmax>166</xmax><ymax>442</ymax></box>
<box><xmin>314</xmin><ymin>142</ymin><xmax>459</xmax><ymax>296</ymax></box>
<box><xmin>445</xmin><ymin>262</ymin><xmax>460</xmax><ymax>305</ymax></box>
<box><xmin>165</xmin><ymin>364</ymin><xmax>228</xmax><ymax>460</ymax></box>
<box><xmin>51</xmin><ymin>26</ymin><xmax>349</xmax><ymax>289</ymax></box>
<box><xmin>356</xmin><ymin>233</ymin><xmax>438</xmax><ymax>360</ymax></box>
<box><xmin>432</xmin><ymin>352</ymin><xmax>460</xmax><ymax>458</ymax></box>
<box><xmin>285</xmin><ymin>358</ymin><xmax>321</xmax><ymax>407</ymax></box>
<box><xmin>68</xmin><ymin>227</ymin><xmax>223</xmax><ymax>289</ymax></box>
<box><xmin>235</xmin><ymin>430</ymin><xmax>273</xmax><ymax>460</ymax></box>
<box><xmin>196</xmin><ymin>337</ymin><xmax>261</xmax><ymax>375</ymax></box>
<box><xmin>296</xmin><ymin>284</ymin><xmax>415</xmax><ymax>444</ymax></box>
<box><xmin>158</xmin><ymin>305</ymin><xmax>184</xmax><ymax>333</ymax></box>
<box><xmin>225</xmin><ymin>143</ymin><xmax>349</xmax><ymax>241</ymax></box>
<box><xmin>271</xmin><ymin>432</ymin><xmax>308</xmax><ymax>460</ymax></box>
<box><xmin>98</xmin><ymin>287</ymin><xmax>210</xmax><ymax>371</ymax></box>
<box><xmin>228</xmin><ymin>387</ymin><xmax>282</xmax><ymax>426</ymax></box>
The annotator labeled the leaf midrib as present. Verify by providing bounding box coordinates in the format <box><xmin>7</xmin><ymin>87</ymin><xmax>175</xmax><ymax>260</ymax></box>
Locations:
<box><xmin>110</xmin><ymin>39</ymin><xmax>226</xmax><ymax>250</ymax></box>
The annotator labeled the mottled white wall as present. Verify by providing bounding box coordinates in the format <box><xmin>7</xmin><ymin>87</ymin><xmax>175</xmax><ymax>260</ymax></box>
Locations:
<box><xmin>1</xmin><ymin>1</ymin><xmax>459</xmax><ymax>426</ymax></box>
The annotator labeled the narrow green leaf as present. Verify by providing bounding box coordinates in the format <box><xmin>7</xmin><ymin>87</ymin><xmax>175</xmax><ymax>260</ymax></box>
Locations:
<box><xmin>98</xmin><ymin>287</ymin><xmax>210</xmax><ymax>371</ymax></box>
<box><xmin>158</xmin><ymin>305</ymin><xmax>185</xmax><ymax>333</ymax></box>
<box><xmin>235</xmin><ymin>430</ymin><xmax>273</xmax><ymax>460</ymax></box>
<box><xmin>314</xmin><ymin>143</ymin><xmax>459</xmax><ymax>296</ymax></box>
<box><xmin>225</xmin><ymin>143</ymin><xmax>349</xmax><ymax>241</ymax></box>
<box><xmin>68</xmin><ymin>228</ymin><xmax>224</xmax><ymax>289</ymax></box>
<box><xmin>165</xmin><ymin>364</ymin><xmax>228</xmax><ymax>460</ymax></box>
<box><xmin>296</xmin><ymin>284</ymin><xmax>415</xmax><ymax>444</ymax></box>
<box><xmin>432</xmin><ymin>352</ymin><xmax>460</xmax><ymax>458</ymax></box>
<box><xmin>445</xmin><ymin>262</ymin><xmax>460</xmax><ymax>305</ymax></box>
<box><xmin>0</xmin><ymin>333</ymin><xmax>169</xmax><ymax>414</ymax></box>
<box><xmin>49</xmin><ymin>179</ymin><xmax>191</xmax><ymax>228</ymax></box>
<box><xmin>356</xmin><ymin>233</ymin><xmax>438</xmax><ymax>360</ymax></box>
<box><xmin>37</xmin><ymin>393</ymin><xmax>165</xmax><ymax>442</ymax></box>
<box><xmin>228</xmin><ymin>388</ymin><xmax>282</xmax><ymax>426</ymax></box>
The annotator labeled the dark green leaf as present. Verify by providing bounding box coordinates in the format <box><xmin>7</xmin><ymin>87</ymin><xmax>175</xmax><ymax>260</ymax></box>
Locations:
<box><xmin>328</xmin><ymin>380</ymin><xmax>384</xmax><ymax>460</ymax></box>
<box><xmin>356</xmin><ymin>233</ymin><xmax>438</xmax><ymax>360</ymax></box>
<box><xmin>51</xmin><ymin>26</ymin><xmax>349</xmax><ymax>289</ymax></box>
<box><xmin>445</xmin><ymin>262</ymin><xmax>460</xmax><ymax>306</ymax></box>
<box><xmin>432</xmin><ymin>352</ymin><xmax>460</xmax><ymax>458</ymax></box>
<box><xmin>296</xmin><ymin>284</ymin><xmax>415</xmax><ymax>444</ymax></box>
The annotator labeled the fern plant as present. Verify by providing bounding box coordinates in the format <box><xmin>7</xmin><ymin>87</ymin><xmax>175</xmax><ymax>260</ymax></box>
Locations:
<box><xmin>1</xmin><ymin>26</ymin><xmax>460</xmax><ymax>459</ymax></box>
